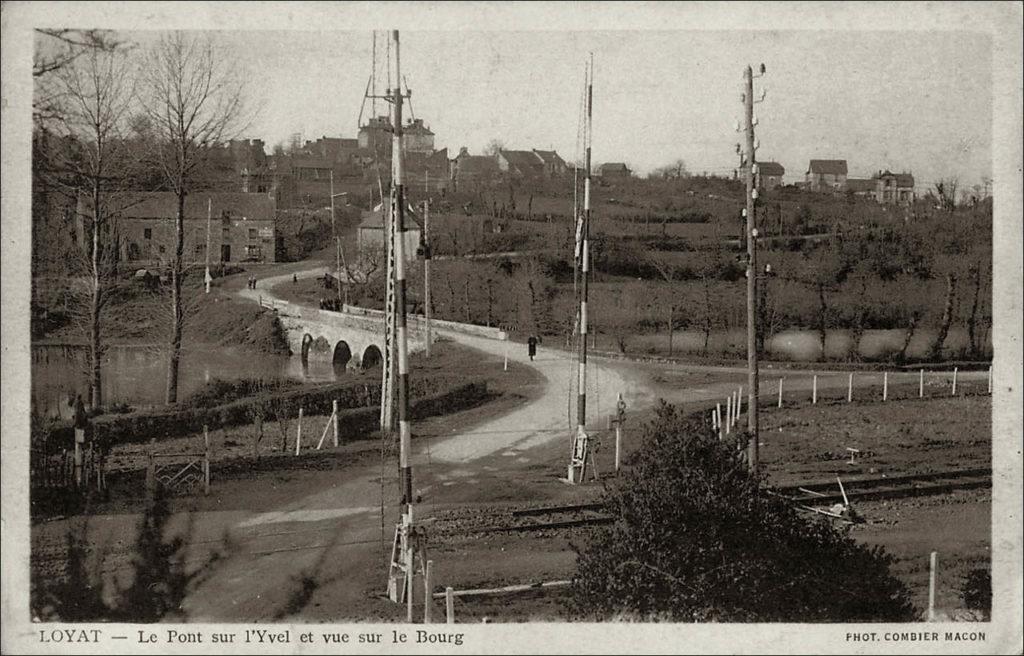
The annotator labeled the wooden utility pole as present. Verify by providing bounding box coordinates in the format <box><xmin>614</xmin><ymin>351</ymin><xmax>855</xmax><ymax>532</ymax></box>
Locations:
<box><xmin>742</xmin><ymin>63</ymin><xmax>766</xmax><ymax>473</ymax></box>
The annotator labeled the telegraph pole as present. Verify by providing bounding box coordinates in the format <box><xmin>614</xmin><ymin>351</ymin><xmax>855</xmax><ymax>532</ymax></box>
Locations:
<box><xmin>742</xmin><ymin>63</ymin><xmax>766</xmax><ymax>473</ymax></box>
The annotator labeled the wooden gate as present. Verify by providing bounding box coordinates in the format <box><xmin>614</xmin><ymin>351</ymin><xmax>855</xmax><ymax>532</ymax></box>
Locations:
<box><xmin>145</xmin><ymin>429</ymin><xmax>211</xmax><ymax>496</ymax></box>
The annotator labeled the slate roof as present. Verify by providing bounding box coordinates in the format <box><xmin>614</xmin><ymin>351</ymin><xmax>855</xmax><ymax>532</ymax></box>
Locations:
<box><xmin>875</xmin><ymin>170</ymin><xmax>915</xmax><ymax>187</ymax></box>
<box><xmin>757</xmin><ymin>161</ymin><xmax>785</xmax><ymax>177</ymax></box>
<box><xmin>600</xmin><ymin>162</ymin><xmax>630</xmax><ymax>174</ymax></box>
<box><xmin>499</xmin><ymin>150</ymin><xmax>545</xmax><ymax>175</ymax></box>
<box><xmin>847</xmin><ymin>178</ymin><xmax>876</xmax><ymax>193</ymax></box>
<box><xmin>92</xmin><ymin>192</ymin><xmax>275</xmax><ymax>222</ymax></box>
<box><xmin>807</xmin><ymin>159</ymin><xmax>848</xmax><ymax>175</ymax></box>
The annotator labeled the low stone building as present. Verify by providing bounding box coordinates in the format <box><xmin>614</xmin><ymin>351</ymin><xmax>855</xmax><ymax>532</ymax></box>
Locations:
<box><xmin>75</xmin><ymin>191</ymin><xmax>277</xmax><ymax>265</ymax></box>
<box><xmin>599</xmin><ymin>162</ymin><xmax>632</xmax><ymax>181</ymax></box>
<box><xmin>873</xmin><ymin>170</ymin><xmax>915</xmax><ymax>204</ymax></box>
<box><xmin>755</xmin><ymin>161</ymin><xmax>785</xmax><ymax>190</ymax></box>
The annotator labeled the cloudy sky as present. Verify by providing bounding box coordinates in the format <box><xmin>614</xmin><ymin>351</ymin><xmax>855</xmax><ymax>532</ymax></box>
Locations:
<box><xmin>186</xmin><ymin>28</ymin><xmax>989</xmax><ymax>189</ymax></box>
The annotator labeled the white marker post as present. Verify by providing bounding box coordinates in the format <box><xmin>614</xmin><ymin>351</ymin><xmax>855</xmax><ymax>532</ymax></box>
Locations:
<box><xmin>952</xmin><ymin>367</ymin><xmax>958</xmax><ymax>396</ymax></box>
<box><xmin>920</xmin><ymin>369</ymin><xmax>925</xmax><ymax>398</ymax></box>
<box><xmin>883</xmin><ymin>372</ymin><xmax>888</xmax><ymax>402</ymax></box>
<box><xmin>928</xmin><ymin>551</ymin><xmax>938</xmax><ymax>621</ymax></box>
<box><xmin>737</xmin><ymin>386</ymin><xmax>743</xmax><ymax>423</ymax></box>
<box><xmin>716</xmin><ymin>403</ymin><xmax>723</xmax><ymax>440</ymax></box>
<box><xmin>424</xmin><ymin>560</ymin><xmax>433</xmax><ymax>623</ymax></box>
<box><xmin>446</xmin><ymin>587</ymin><xmax>455</xmax><ymax>624</ymax></box>
<box><xmin>812</xmin><ymin>375</ymin><xmax>818</xmax><ymax>405</ymax></box>
<box><xmin>778</xmin><ymin>378</ymin><xmax>783</xmax><ymax>408</ymax></box>
<box><xmin>504</xmin><ymin>338</ymin><xmax>509</xmax><ymax>371</ymax></box>
<box><xmin>847</xmin><ymin>372</ymin><xmax>853</xmax><ymax>403</ymax></box>
<box><xmin>614</xmin><ymin>420</ymin><xmax>622</xmax><ymax>472</ymax></box>
<box><xmin>294</xmin><ymin>407</ymin><xmax>303</xmax><ymax>456</ymax></box>
<box><xmin>725</xmin><ymin>397</ymin><xmax>732</xmax><ymax>435</ymax></box>
<box><xmin>988</xmin><ymin>364</ymin><xmax>993</xmax><ymax>394</ymax></box>
<box><xmin>332</xmin><ymin>399</ymin><xmax>340</xmax><ymax>448</ymax></box>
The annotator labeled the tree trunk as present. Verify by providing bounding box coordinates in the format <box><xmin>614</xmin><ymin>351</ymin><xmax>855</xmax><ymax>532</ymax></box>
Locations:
<box><xmin>848</xmin><ymin>278</ymin><xmax>869</xmax><ymax>362</ymax></box>
<box><xmin>967</xmin><ymin>264</ymin><xmax>981</xmax><ymax>358</ymax></box>
<box><xmin>816</xmin><ymin>282</ymin><xmax>829</xmax><ymax>359</ymax></box>
<box><xmin>898</xmin><ymin>312</ymin><xmax>917</xmax><ymax>363</ymax></box>
<box><xmin>701</xmin><ymin>274</ymin><xmax>712</xmax><ymax>355</ymax></box>
<box><xmin>930</xmin><ymin>273</ymin><xmax>957</xmax><ymax>361</ymax></box>
<box><xmin>90</xmin><ymin>181</ymin><xmax>103</xmax><ymax>408</ymax></box>
<box><xmin>166</xmin><ymin>189</ymin><xmax>186</xmax><ymax>404</ymax></box>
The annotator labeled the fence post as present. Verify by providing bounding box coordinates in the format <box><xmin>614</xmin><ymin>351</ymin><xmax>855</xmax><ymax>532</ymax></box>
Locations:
<box><xmin>73</xmin><ymin>428</ymin><xmax>85</xmax><ymax>487</ymax></box>
<box><xmin>615</xmin><ymin>421</ymin><xmax>622</xmax><ymax>472</ymax></box>
<box><xmin>203</xmin><ymin>425</ymin><xmax>211</xmax><ymax>495</ymax></box>
<box><xmin>951</xmin><ymin>367</ymin><xmax>958</xmax><ymax>396</ymax></box>
<box><xmin>503</xmin><ymin>339</ymin><xmax>509</xmax><ymax>372</ymax></box>
<box><xmin>737</xmin><ymin>386</ymin><xmax>743</xmax><ymax>423</ymax></box>
<box><xmin>928</xmin><ymin>551</ymin><xmax>938</xmax><ymax>621</ymax></box>
<box><xmin>883</xmin><ymin>371</ymin><xmax>888</xmax><ymax>402</ymax></box>
<box><xmin>778</xmin><ymin>378</ymin><xmax>783</xmax><ymax>408</ymax></box>
<box><xmin>445</xmin><ymin>586</ymin><xmax>455</xmax><ymax>624</ymax></box>
<box><xmin>920</xmin><ymin>369</ymin><xmax>924</xmax><ymax>398</ymax></box>
<box><xmin>295</xmin><ymin>407</ymin><xmax>304</xmax><ymax>456</ymax></box>
<box><xmin>847</xmin><ymin>372</ymin><xmax>853</xmax><ymax>403</ymax></box>
<box><xmin>424</xmin><ymin>560</ymin><xmax>434</xmax><ymax>624</ymax></box>
<box><xmin>987</xmin><ymin>364</ymin><xmax>993</xmax><ymax>394</ymax></box>
<box><xmin>812</xmin><ymin>375</ymin><xmax>818</xmax><ymax>405</ymax></box>
<box><xmin>725</xmin><ymin>396</ymin><xmax>732</xmax><ymax>435</ymax></box>
<box><xmin>146</xmin><ymin>438</ymin><xmax>156</xmax><ymax>493</ymax></box>
<box><xmin>716</xmin><ymin>403</ymin><xmax>723</xmax><ymax>439</ymax></box>
<box><xmin>332</xmin><ymin>400</ymin><xmax>340</xmax><ymax>447</ymax></box>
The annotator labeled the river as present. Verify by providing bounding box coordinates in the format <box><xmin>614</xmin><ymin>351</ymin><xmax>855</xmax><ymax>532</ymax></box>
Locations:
<box><xmin>31</xmin><ymin>344</ymin><xmax>340</xmax><ymax>421</ymax></box>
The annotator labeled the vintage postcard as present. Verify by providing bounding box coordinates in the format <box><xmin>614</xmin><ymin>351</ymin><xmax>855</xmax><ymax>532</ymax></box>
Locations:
<box><xmin>2</xmin><ymin>1</ymin><xmax>1021</xmax><ymax>653</ymax></box>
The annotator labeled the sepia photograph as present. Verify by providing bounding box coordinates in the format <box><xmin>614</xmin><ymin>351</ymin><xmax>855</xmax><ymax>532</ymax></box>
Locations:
<box><xmin>3</xmin><ymin>1</ymin><xmax>1022</xmax><ymax>653</ymax></box>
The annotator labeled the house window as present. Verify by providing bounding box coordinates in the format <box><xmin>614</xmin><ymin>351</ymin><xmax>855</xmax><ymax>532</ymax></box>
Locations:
<box><xmin>158</xmin><ymin>245</ymin><xmax>166</xmax><ymax>254</ymax></box>
<box><xmin>143</xmin><ymin>228</ymin><xmax>152</xmax><ymax>240</ymax></box>
<box><xmin>222</xmin><ymin>227</ymin><xmax>230</xmax><ymax>239</ymax></box>
<box><xmin>248</xmin><ymin>228</ymin><xmax>258</xmax><ymax>239</ymax></box>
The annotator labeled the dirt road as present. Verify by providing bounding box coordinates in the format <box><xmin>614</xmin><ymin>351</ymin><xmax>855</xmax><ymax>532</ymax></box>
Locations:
<box><xmin>37</xmin><ymin>266</ymin><xmax>986</xmax><ymax>621</ymax></box>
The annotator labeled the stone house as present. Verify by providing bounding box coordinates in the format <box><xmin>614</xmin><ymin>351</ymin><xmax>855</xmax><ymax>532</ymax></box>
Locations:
<box><xmin>805</xmin><ymin>159</ymin><xmax>848</xmax><ymax>192</ymax></box>
<box><xmin>75</xmin><ymin>191</ymin><xmax>276</xmax><ymax>265</ymax></box>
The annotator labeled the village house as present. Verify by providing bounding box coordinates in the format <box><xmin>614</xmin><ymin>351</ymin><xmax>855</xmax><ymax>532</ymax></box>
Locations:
<box><xmin>496</xmin><ymin>149</ymin><xmax>546</xmax><ymax>178</ymax></box>
<box><xmin>75</xmin><ymin>191</ymin><xmax>277</xmax><ymax>265</ymax></box>
<box><xmin>755</xmin><ymin>161</ymin><xmax>785</xmax><ymax>190</ymax></box>
<box><xmin>533</xmin><ymin>149</ymin><xmax>568</xmax><ymax>177</ymax></box>
<box><xmin>805</xmin><ymin>159</ymin><xmax>848</xmax><ymax>192</ymax></box>
<box><xmin>873</xmin><ymin>170</ymin><xmax>915</xmax><ymax>204</ymax></box>
<box><xmin>846</xmin><ymin>177</ymin><xmax>877</xmax><ymax>198</ymax></box>
<box><xmin>599</xmin><ymin>162</ymin><xmax>632</xmax><ymax>181</ymax></box>
<box><xmin>450</xmin><ymin>147</ymin><xmax>500</xmax><ymax>190</ymax></box>
<box><xmin>356</xmin><ymin>203</ymin><xmax>421</xmax><ymax>262</ymax></box>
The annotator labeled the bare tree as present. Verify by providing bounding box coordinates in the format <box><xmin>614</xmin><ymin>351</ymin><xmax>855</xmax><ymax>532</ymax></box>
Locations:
<box><xmin>934</xmin><ymin>178</ymin><xmax>959</xmax><ymax>212</ymax></box>
<box><xmin>37</xmin><ymin>44</ymin><xmax>137</xmax><ymax>408</ymax></box>
<box><xmin>137</xmin><ymin>32</ymin><xmax>248</xmax><ymax>403</ymax></box>
<box><xmin>33</xmin><ymin>30</ymin><xmax>125</xmax><ymax>124</ymax></box>
<box><xmin>483</xmin><ymin>139</ymin><xmax>505</xmax><ymax>157</ymax></box>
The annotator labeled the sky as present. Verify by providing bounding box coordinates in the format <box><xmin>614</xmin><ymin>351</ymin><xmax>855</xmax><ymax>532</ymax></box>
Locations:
<box><xmin>121</xmin><ymin>28</ymin><xmax>992</xmax><ymax>189</ymax></box>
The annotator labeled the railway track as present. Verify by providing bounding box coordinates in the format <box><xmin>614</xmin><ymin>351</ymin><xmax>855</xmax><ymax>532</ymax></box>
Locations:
<box><xmin>435</xmin><ymin>502</ymin><xmax>613</xmax><ymax>536</ymax></box>
<box><xmin>776</xmin><ymin>467</ymin><xmax>992</xmax><ymax>506</ymax></box>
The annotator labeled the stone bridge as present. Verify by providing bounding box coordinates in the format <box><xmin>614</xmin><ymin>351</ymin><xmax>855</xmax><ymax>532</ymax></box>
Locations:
<box><xmin>261</xmin><ymin>298</ymin><xmax>507</xmax><ymax>372</ymax></box>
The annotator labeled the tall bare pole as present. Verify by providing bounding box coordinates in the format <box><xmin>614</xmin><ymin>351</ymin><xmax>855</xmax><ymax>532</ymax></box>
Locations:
<box><xmin>573</xmin><ymin>56</ymin><xmax>593</xmax><ymax>482</ymax></box>
<box><xmin>391</xmin><ymin>30</ymin><xmax>413</xmax><ymax>507</ymax></box>
<box><xmin>743</xmin><ymin>64</ymin><xmax>762</xmax><ymax>473</ymax></box>
<box><xmin>422</xmin><ymin>200</ymin><xmax>432</xmax><ymax>358</ymax></box>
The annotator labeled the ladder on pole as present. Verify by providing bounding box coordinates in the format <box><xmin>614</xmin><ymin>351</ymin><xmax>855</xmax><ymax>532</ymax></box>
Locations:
<box><xmin>380</xmin><ymin>192</ymin><xmax>397</xmax><ymax>432</ymax></box>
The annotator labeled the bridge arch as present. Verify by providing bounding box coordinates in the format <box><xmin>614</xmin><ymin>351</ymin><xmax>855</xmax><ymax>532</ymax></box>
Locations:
<box><xmin>361</xmin><ymin>344</ymin><xmax>383</xmax><ymax>370</ymax></box>
<box><xmin>300</xmin><ymin>333</ymin><xmax>314</xmax><ymax>366</ymax></box>
<box><xmin>332</xmin><ymin>340</ymin><xmax>352</xmax><ymax>375</ymax></box>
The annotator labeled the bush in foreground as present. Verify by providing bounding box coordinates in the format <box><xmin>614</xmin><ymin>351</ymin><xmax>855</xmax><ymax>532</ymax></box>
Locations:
<box><xmin>569</xmin><ymin>402</ymin><xmax>916</xmax><ymax>622</ymax></box>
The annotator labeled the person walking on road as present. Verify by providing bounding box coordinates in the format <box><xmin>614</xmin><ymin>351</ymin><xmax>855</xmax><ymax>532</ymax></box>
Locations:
<box><xmin>527</xmin><ymin>335</ymin><xmax>539</xmax><ymax>361</ymax></box>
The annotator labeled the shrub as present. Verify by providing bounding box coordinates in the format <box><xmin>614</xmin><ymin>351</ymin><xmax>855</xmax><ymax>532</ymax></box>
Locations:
<box><xmin>961</xmin><ymin>568</ymin><xmax>991</xmax><ymax>616</ymax></box>
<box><xmin>569</xmin><ymin>402</ymin><xmax>916</xmax><ymax>622</ymax></box>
